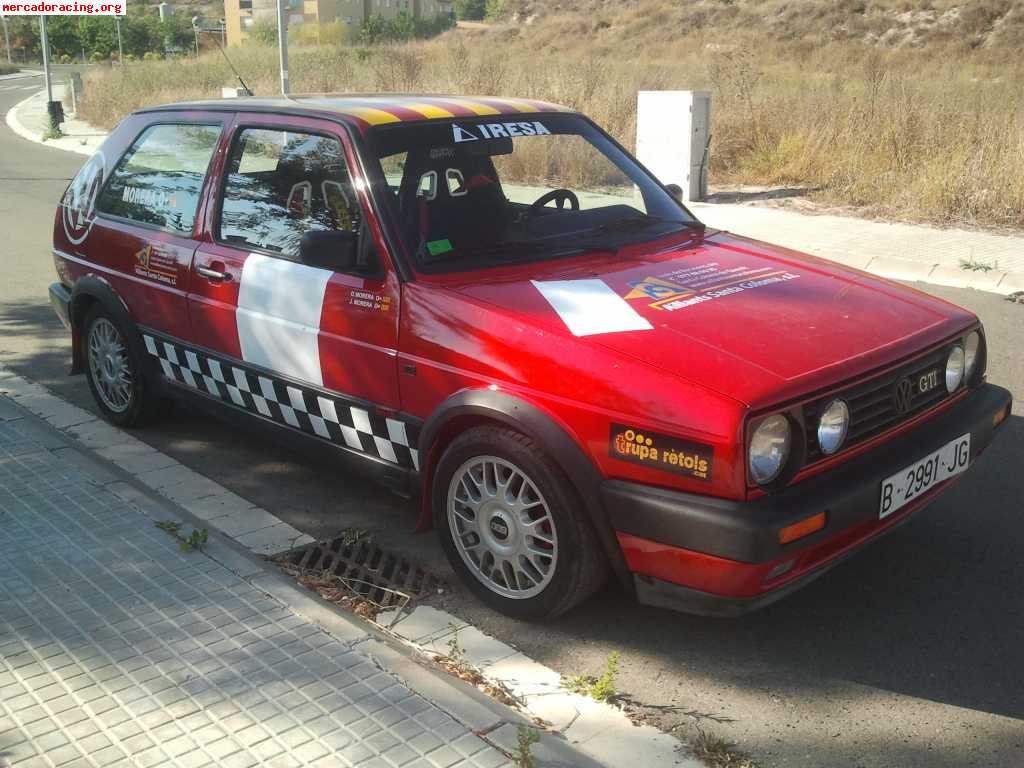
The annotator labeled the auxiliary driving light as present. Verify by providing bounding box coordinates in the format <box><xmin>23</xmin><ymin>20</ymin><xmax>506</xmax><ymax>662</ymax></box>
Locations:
<box><xmin>817</xmin><ymin>399</ymin><xmax>850</xmax><ymax>456</ymax></box>
<box><xmin>945</xmin><ymin>345</ymin><xmax>965</xmax><ymax>393</ymax></box>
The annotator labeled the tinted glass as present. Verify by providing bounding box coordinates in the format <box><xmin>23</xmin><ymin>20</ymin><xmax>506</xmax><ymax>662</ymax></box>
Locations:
<box><xmin>367</xmin><ymin>114</ymin><xmax>697</xmax><ymax>273</ymax></box>
<box><xmin>219</xmin><ymin>128</ymin><xmax>360</xmax><ymax>258</ymax></box>
<box><xmin>96</xmin><ymin>123</ymin><xmax>221</xmax><ymax>234</ymax></box>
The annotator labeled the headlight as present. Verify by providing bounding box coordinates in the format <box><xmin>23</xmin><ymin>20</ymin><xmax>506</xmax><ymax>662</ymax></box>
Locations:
<box><xmin>964</xmin><ymin>331</ymin><xmax>981</xmax><ymax>382</ymax></box>
<box><xmin>945</xmin><ymin>345</ymin><xmax>965</xmax><ymax>393</ymax></box>
<box><xmin>817</xmin><ymin>399</ymin><xmax>849</xmax><ymax>456</ymax></box>
<box><xmin>749</xmin><ymin>414</ymin><xmax>791</xmax><ymax>485</ymax></box>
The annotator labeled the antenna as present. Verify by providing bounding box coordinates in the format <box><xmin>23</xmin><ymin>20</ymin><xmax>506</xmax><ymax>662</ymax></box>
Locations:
<box><xmin>192</xmin><ymin>18</ymin><xmax>253</xmax><ymax>96</ymax></box>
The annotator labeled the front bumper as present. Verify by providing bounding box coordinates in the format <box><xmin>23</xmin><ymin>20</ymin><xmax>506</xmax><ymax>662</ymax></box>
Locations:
<box><xmin>604</xmin><ymin>383</ymin><xmax>1012</xmax><ymax>616</ymax></box>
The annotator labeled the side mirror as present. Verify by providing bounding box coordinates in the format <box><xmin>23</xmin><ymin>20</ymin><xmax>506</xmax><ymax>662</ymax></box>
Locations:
<box><xmin>298</xmin><ymin>230</ymin><xmax>358</xmax><ymax>271</ymax></box>
<box><xmin>665</xmin><ymin>183</ymin><xmax>684</xmax><ymax>203</ymax></box>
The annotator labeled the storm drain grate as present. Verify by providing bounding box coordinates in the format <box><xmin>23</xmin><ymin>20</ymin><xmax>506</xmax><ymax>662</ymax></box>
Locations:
<box><xmin>273</xmin><ymin>537</ymin><xmax>443</xmax><ymax>610</ymax></box>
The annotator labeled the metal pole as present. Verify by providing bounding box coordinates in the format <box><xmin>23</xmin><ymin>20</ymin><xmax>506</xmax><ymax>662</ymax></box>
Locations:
<box><xmin>115</xmin><ymin>16</ymin><xmax>123</xmax><ymax>65</ymax></box>
<box><xmin>276</xmin><ymin>0</ymin><xmax>289</xmax><ymax>95</ymax></box>
<box><xmin>193</xmin><ymin>24</ymin><xmax>200</xmax><ymax>57</ymax></box>
<box><xmin>39</xmin><ymin>16</ymin><xmax>53</xmax><ymax>103</ymax></box>
<box><xmin>1</xmin><ymin>15</ymin><xmax>12</xmax><ymax>65</ymax></box>
<box><xmin>221</xmin><ymin>18</ymin><xmax>226</xmax><ymax>49</ymax></box>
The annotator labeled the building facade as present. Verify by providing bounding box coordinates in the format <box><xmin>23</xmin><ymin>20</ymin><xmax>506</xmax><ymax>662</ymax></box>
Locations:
<box><xmin>225</xmin><ymin>0</ymin><xmax>453</xmax><ymax>47</ymax></box>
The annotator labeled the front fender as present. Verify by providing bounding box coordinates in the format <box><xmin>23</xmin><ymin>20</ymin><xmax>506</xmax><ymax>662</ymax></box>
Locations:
<box><xmin>418</xmin><ymin>388</ymin><xmax>632</xmax><ymax>589</ymax></box>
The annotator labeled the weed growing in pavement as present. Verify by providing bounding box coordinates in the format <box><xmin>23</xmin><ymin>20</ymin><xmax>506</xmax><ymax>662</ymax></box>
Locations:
<box><xmin>564</xmin><ymin>650</ymin><xmax>620</xmax><ymax>703</ymax></box>
<box><xmin>180</xmin><ymin>529</ymin><xmax>208</xmax><ymax>553</ymax></box>
<box><xmin>445</xmin><ymin>623</ymin><xmax>466</xmax><ymax>666</ymax></box>
<box><xmin>340</xmin><ymin>527</ymin><xmax>372</xmax><ymax>547</ymax></box>
<box><xmin>512</xmin><ymin>725</ymin><xmax>540</xmax><ymax>768</ymax></box>
<box><xmin>690</xmin><ymin>727</ymin><xmax>759</xmax><ymax>768</ymax></box>
<box><xmin>154</xmin><ymin>521</ymin><xmax>207</xmax><ymax>552</ymax></box>
<box><xmin>41</xmin><ymin>125</ymin><xmax>65</xmax><ymax>141</ymax></box>
<box><xmin>960</xmin><ymin>257</ymin><xmax>998</xmax><ymax>272</ymax></box>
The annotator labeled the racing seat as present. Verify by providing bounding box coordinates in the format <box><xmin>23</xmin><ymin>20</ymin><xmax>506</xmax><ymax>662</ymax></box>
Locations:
<box><xmin>398</xmin><ymin>148</ymin><xmax>508</xmax><ymax>256</ymax></box>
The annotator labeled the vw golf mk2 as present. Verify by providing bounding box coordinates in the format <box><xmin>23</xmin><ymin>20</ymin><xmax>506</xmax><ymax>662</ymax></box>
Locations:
<box><xmin>49</xmin><ymin>95</ymin><xmax>1012</xmax><ymax>617</ymax></box>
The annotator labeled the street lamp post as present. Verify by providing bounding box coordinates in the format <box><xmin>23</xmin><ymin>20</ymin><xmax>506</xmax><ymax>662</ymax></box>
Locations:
<box><xmin>115</xmin><ymin>15</ymin><xmax>124</xmax><ymax>65</ymax></box>
<box><xmin>276</xmin><ymin>0</ymin><xmax>289</xmax><ymax>95</ymax></box>
<box><xmin>1</xmin><ymin>15</ymin><xmax>12</xmax><ymax>65</ymax></box>
<box><xmin>39</xmin><ymin>16</ymin><xmax>53</xmax><ymax>103</ymax></box>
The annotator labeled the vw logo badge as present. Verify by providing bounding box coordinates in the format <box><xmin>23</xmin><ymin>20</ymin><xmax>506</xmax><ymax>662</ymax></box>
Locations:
<box><xmin>893</xmin><ymin>378</ymin><xmax>914</xmax><ymax>415</ymax></box>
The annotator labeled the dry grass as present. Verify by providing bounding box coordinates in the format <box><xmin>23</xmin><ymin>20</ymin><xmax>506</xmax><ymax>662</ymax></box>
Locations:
<box><xmin>78</xmin><ymin>7</ymin><xmax>1024</xmax><ymax>229</ymax></box>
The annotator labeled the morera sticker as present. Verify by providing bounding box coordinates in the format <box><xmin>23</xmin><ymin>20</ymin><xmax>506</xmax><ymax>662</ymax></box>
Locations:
<box><xmin>609</xmin><ymin>423</ymin><xmax>713</xmax><ymax>481</ymax></box>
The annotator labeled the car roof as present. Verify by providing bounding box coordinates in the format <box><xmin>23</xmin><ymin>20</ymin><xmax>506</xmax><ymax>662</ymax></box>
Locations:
<box><xmin>136</xmin><ymin>94</ymin><xmax>576</xmax><ymax>130</ymax></box>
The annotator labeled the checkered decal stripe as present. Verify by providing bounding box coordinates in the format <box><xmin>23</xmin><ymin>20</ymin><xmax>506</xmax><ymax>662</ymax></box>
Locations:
<box><xmin>143</xmin><ymin>334</ymin><xmax>421</xmax><ymax>471</ymax></box>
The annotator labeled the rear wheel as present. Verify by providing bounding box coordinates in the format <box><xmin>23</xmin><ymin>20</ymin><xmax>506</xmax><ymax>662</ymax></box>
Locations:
<box><xmin>434</xmin><ymin>425</ymin><xmax>607</xmax><ymax>619</ymax></box>
<box><xmin>82</xmin><ymin>305</ymin><xmax>169</xmax><ymax>427</ymax></box>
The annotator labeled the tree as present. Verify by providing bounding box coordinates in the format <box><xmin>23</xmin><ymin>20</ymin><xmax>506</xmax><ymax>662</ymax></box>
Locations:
<box><xmin>248</xmin><ymin>19</ymin><xmax>278</xmax><ymax>46</ymax></box>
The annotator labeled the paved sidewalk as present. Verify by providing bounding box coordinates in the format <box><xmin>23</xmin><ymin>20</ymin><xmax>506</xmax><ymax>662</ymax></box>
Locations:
<box><xmin>692</xmin><ymin>200</ymin><xmax>1024</xmax><ymax>295</ymax></box>
<box><xmin>0</xmin><ymin>394</ymin><xmax>525</xmax><ymax>768</ymax></box>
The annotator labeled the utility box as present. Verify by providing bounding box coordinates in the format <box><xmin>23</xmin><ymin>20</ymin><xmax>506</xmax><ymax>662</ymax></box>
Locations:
<box><xmin>636</xmin><ymin>90</ymin><xmax>712</xmax><ymax>202</ymax></box>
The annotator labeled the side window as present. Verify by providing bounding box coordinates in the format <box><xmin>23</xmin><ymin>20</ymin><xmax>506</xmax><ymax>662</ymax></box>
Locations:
<box><xmin>96</xmin><ymin>123</ymin><xmax>221</xmax><ymax>234</ymax></box>
<box><xmin>219</xmin><ymin>128</ymin><xmax>361</xmax><ymax>258</ymax></box>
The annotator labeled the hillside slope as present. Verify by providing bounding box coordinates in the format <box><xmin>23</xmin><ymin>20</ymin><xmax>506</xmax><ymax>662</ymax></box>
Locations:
<box><xmin>502</xmin><ymin>0</ymin><xmax>1024</xmax><ymax>52</ymax></box>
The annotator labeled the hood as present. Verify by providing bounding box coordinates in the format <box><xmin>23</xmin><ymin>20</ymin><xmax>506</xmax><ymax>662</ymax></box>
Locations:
<box><xmin>435</xmin><ymin>229</ymin><xmax>975</xmax><ymax>408</ymax></box>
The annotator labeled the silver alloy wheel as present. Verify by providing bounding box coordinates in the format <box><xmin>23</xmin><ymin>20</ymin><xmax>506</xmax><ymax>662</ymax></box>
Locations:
<box><xmin>447</xmin><ymin>455</ymin><xmax>558</xmax><ymax>600</ymax></box>
<box><xmin>87</xmin><ymin>317</ymin><xmax>133</xmax><ymax>413</ymax></box>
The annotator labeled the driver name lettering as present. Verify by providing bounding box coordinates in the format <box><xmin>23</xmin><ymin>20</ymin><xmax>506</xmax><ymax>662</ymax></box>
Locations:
<box><xmin>122</xmin><ymin>185</ymin><xmax>176</xmax><ymax>209</ymax></box>
<box><xmin>452</xmin><ymin>121</ymin><xmax>551</xmax><ymax>143</ymax></box>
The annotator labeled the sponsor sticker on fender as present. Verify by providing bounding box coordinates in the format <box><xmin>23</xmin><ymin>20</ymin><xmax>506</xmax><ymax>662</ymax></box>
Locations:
<box><xmin>134</xmin><ymin>244</ymin><xmax>178</xmax><ymax>286</ymax></box>
<box><xmin>609</xmin><ymin>424</ymin><xmax>713</xmax><ymax>481</ymax></box>
<box><xmin>624</xmin><ymin>262</ymin><xmax>800</xmax><ymax>312</ymax></box>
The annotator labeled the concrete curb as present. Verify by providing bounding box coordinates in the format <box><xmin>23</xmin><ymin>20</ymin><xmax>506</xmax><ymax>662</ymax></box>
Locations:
<box><xmin>5</xmin><ymin>87</ymin><xmax>105</xmax><ymax>155</ymax></box>
<box><xmin>0</xmin><ymin>367</ymin><xmax>701</xmax><ymax>768</ymax></box>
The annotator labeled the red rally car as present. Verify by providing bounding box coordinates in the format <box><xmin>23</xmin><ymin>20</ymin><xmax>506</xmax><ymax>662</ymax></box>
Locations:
<box><xmin>49</xmin><ymin>95</ymin><xmax>1012</xmax><ymax>618</ymax></box>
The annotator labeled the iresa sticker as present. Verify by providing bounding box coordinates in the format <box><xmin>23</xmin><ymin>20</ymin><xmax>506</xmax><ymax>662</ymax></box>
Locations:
<box><xmin>452</xmin><ymin>121</ymin><xmax>551</xmax><ymax>143</ymax></box>
<box><xmin>609</xmin><ymin>424</ymin><xmax>713</xmax><ymax>481</ymax></box>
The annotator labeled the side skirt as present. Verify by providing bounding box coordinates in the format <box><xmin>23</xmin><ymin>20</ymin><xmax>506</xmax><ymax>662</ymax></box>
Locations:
<box><xmin>141</xmin><ymin>328</ymin><xmax>421</xmax><ymax>497</ymax></box>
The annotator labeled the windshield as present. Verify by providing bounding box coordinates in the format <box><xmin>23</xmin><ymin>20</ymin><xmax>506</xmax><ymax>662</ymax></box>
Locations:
<box><xmin>365</xmin><ymin>113</ymin><xmax>699</xmax><ymax>273</ymax></box>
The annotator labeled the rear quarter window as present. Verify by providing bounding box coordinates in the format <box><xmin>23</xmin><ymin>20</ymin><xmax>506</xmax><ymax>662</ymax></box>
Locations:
<box><xmin>96</xmin><ymin>123</ymin><xmax>222</xmax><ymax>235</ymax></box>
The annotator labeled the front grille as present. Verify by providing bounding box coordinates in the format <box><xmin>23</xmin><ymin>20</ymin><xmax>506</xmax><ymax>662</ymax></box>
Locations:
<box><xmin>803</xmin><ymin>344</ymin><xmax>952</xmax><ymax>463</ymax></box>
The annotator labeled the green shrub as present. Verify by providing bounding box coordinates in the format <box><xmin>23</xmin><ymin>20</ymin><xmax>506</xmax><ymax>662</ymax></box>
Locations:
<box><xmin>454</xmin><ymin>0</ymin><xmax>486</xmax><ymax>20</ymax></box>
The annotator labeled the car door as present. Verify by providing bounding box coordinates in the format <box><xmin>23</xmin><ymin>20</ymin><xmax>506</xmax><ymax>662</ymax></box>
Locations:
<box><xmin>183</xmin><ymin>115</ymin><xmax>413</xmax><ymax>468</ymax></box>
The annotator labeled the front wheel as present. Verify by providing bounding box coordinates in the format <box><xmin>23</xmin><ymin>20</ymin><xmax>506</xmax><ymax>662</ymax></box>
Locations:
<box><xmin>433</xmin><ymin>425</ymin><xmax>607</xmax><ymax>619</ymax></box>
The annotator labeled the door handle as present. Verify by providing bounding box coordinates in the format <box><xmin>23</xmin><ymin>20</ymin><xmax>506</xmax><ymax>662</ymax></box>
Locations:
<box><xmin>197</xmin><ymin>265</ymin><xmax>230</xmax><ymax>281</ymax></box>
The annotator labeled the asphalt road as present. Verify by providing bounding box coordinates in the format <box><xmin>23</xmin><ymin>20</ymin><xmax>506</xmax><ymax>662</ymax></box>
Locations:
<box><xmin>2</xmin><ymin>75</ymin><xmax>1022</xmax><ymax>768</ymax></box>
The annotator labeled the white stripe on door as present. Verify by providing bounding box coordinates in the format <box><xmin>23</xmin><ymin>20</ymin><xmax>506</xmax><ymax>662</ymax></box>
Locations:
<box><xmin>236</xmin><ymin>254</ymin><xmax>331</xmax><ymax>387</ymax></box>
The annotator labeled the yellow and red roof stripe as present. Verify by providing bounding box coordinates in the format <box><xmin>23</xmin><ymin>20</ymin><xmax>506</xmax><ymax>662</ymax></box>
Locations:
<box><xmin>316</xmin><ymin>95</ymin><xmax>573</xmax><ymax>131</ymax></box>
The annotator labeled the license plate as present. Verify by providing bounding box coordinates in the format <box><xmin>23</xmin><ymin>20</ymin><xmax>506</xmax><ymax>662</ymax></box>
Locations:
<box><xmin>879</xmin><ymin>433</ymin><xmax>971</xmax><ymax>519</ymax></box>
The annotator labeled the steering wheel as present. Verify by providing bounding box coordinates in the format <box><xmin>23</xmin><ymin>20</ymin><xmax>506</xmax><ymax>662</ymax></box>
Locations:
<box><xmin>530</xmin><ymin>189</ymin><xmax>580</xmax><ymax>213</ymax></box>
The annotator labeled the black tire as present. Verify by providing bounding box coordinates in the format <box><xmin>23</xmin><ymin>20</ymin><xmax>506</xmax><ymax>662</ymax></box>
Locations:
<box><xmin>433</xmin><ymin>425</ymin><xmax>608</xmax><ymax>619</ymax></box>
<box><xmin>82</xmin><ymin>305</ymin><xmax>170</xmax><ymax>428</ymax></box>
